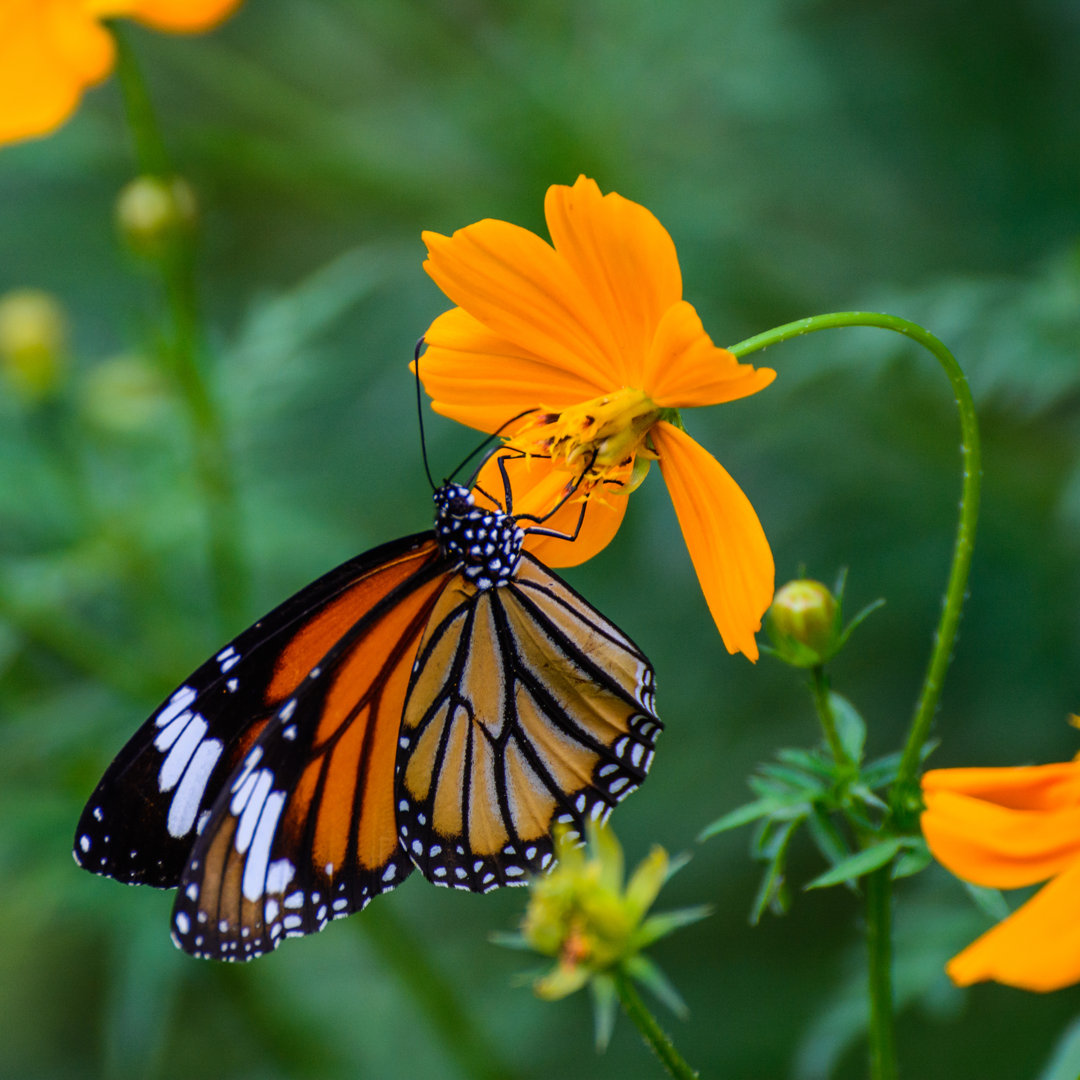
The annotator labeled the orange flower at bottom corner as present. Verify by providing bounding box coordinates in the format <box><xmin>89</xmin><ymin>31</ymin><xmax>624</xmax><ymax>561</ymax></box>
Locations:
<box><xmin>0</xmin><ymin>0</ymin><xmax>243</xmax><ymax>146</ymax></box>
<box><xmin>921</xmin><ymin>760</ymin><xmax>1080</xmax><ymax>992</ymax></box>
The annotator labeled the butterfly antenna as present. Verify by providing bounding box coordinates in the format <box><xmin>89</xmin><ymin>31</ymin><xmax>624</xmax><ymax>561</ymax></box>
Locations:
<box><xmin>414</xmin><ymin>338</ymin><xmax>438</xmax><ymax>491</ymax></box>
<box><xmin>451</xmin><ymin>408</ymin><xmax>537</xmax><ymax>486</ymax></box>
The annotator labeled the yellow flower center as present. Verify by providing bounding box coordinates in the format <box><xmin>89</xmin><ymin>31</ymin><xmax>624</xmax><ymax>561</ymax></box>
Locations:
<box><xmin>509</xmin><ymin>387</ymin><xmax>661</xmax><ymax>494</ymax></box>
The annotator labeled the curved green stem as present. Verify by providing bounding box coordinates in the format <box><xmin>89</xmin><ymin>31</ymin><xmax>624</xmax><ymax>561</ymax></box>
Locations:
<box><xmin>110</xmin><ymin>25</ymin><xmax>248</xmax><ymax>632</ymax></box>
<box><xmin>731</xmin><ymin>312</ymin><xmax>981</xmax><ymax>822</ymax></box>
<box><xmin>613</xmin><ymin>968</ymin><xmax>700</xmax><ymax>1080</ymax></box>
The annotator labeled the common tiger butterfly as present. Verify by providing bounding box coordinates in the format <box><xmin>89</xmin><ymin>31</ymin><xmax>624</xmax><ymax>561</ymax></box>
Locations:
<box><xmin>73</xmin><ymin>468</ymin><xmax>661</xmax><ymax>961</ymax></box>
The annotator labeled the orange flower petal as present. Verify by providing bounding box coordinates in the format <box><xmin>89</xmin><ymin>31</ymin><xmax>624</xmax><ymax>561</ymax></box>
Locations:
<box><xmin>543</xmin><ymin>176</ymin><xmax>681</xmax><ymax>384</ymax></box>
<box><xmin>471</xmin><ymin>452</ymin><xmax>626</xmax><ymax>568</ymax></box>
<box><xmin>418</xmin><ymin>306</ymin><xmax>603</xmax><ymax>435</ymax></box>
<box><xmin>645</xmin><ymin>301</ymin><xmax>776</xmax><ymax>407</ymax></box>
<box><xmin>423</xmin><ymin>222</ymin><xmax>621</xmax><ymax>391</ymax></box>
<box><xmin>945</xmin><ymin>858</ymin><xmax>1080</xmax><ymax>991</ymax></box>
<box><xmin>921</xmin><ymin>787</ymin><xmax>1080</xmax><ymax>889</ymax></box>
<box><xmin>90</xmin><ymin>0</ymin><xmax>243</xmax><ymax>32</ymax></box>
<box><xmin>653</xmin><ymin>421</ymin><xmax>773</xmax><ymax>660</ymax></box>
<box><xmin>0</xmin><ymin>0</ymin><xmax>114</xmax><ymax>145</ymax></box>
<box><xmin>922</xmin><ymin>763</ymin><xmax>1080</xmax><ymax>812</ymax></box>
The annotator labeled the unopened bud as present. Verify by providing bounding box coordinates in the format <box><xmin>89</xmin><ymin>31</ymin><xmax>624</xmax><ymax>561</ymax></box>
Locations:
<box><xmin>0</xmin><ymin>289</ymin><xmax>67</xmax><ymax>402</ymax></box>
<box><xmin>115</xmin><ymin>175</ymin><xmax>197</xmax><ymax>260</ymax></box>
<box><xmin>767</xmin><ymin>579</ymin><xmax>839</xmax><ymax>667</ymax></box>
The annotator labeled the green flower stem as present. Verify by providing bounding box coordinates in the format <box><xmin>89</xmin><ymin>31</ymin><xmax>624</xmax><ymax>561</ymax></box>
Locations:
<box><xmin>730</xmin><ymin>313</ymin><xmax>981</xmax><ymax>823</ymax></box>
<box><xmin>110</xmin><ymin>26</ymin><xmax>247</xmax><ymax>631</ymax></box>
<box><xmin>358</xmin><ymin>904</ymin><xmax>521</xmax><ymax>1080</ymax></box>
<box><xmin>809</xmin><ymin>665</ymin><xmax>851</xmax><ymax>769</ymax></box>
<box><xmin>613</xmin><ymin>967</ymin><xmax>700</xmax><ymax>1080</ymax></box>
<box><xmin>865</xmin><ymin>867</ymin><xmax>898</xmax><ymax>1080</ymax></box>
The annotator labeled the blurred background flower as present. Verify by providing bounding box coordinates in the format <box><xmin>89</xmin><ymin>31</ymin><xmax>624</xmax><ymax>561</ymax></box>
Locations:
<box><xmin>0</xmin><ymin>0</ymin><xmax>243</xmax><ymax>145</ymax></box>
<box><xmin>1</xmin><ymin>2</ymin><xmax>1079</xmax><ymax>1078</ymax></box>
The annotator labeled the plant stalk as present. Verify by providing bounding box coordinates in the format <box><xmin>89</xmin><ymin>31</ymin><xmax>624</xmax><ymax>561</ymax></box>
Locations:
<box><xmin>865</xmin><ymin>867</ymin><xmax>898</xmax><ymax>1080</ymax></box>
<box><xmin>730</xmin><ymin>312</ymin><xmax>981</xmax><ymax>825</ymax></box>
<box><xmin>613</xmin><ymin>967</ymin><xmax>700</xmax><ymax>1080</ymax></box>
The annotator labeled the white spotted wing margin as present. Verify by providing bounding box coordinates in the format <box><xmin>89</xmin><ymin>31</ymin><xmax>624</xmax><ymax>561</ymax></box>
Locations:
<box><xmin>169</xmin><ymin>542</ymin><xmax>453</xmax><ymax>961</ymax></box>
<box><xmin>72</xmin><ymin>531</ymin><xmax>440</xmax><ymax>890</ymax></box>
<box><xmin>394</xmin><ymin>551</ymin><xmax>662</xmax><ymax>893</ymax></box>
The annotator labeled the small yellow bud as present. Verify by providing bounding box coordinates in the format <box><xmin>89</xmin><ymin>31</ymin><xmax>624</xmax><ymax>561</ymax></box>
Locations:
<box><xmin>115</xmin><ymin>176</ymin><xmax>197</xmax><ymax>260</ymax></box>
<box><xmin>767</xmin><ymin>579</ymin><xmax>839</xmax><ymax>667</ymax></box>
<box><xmin>0</xmin><ymin>289</ymin><xmax>67</xmax><ymax>402</ymax></box>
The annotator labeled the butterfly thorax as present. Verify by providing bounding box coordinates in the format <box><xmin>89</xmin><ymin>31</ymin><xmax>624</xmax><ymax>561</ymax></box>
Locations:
<box><xmin>433</xmin><ymin>483</ymin><xmax>524</xmax><ymax>591</ymax></box>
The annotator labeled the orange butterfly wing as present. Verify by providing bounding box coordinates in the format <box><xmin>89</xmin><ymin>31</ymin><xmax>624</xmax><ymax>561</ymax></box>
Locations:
<box><xmin>170</xmin><ymin>537</ymin><xmax>450</xmax><ymax>960</ymax></box>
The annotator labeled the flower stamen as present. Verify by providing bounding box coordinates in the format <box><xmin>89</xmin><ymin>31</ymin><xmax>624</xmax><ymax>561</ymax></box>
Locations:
<box><xmin>509</xmin><ymin>386</ymin><xmax>661</xmax><ymax>495</ymax></box>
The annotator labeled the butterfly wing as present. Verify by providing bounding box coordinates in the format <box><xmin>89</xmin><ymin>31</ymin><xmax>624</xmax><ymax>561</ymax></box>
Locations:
<box><xmin>169</xmin><ymin>539</ymin><xmax>454</xmax><ymax>960</ymax></box>
<box><xmin>73</xmin><ymin>533</ymin><xmax>443</xmax><ymax>889</ymax></box>
<box><xmin>396</xmin><ymin>551</ymin><xmax>661</xmax><ymax>891</ymax></box>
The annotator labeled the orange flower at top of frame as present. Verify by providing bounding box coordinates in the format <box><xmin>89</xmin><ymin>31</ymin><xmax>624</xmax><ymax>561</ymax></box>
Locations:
<box><xmin>0</xmin><ymin>0</ymin><xmax>243</xmax><ymax>146</ymax></box>
<box><xmin>418</xmin><ymin>176</ymin><xmax>776</xmax><ymax>660</ymax></box>
<box><xmin>922</xmin><ymin>760</ymin><xmax>1080</xmax><ymax>992</ymax></box>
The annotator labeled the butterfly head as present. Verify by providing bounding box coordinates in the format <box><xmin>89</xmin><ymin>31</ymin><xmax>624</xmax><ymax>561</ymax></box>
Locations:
<box><xmin>433</xmin><ymin>483</ymin><xmax>524</xmax><ymax>590</ymax></box>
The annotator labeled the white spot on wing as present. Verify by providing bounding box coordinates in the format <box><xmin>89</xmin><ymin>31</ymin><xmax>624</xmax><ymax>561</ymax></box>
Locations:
<box><xmin>167</xmin><ymin>737</ymin><xmax>223</xmax><ymax>838</ymax></box>
<box><xmin>235</xmin><ymin>770</ymin><xmax>273</xmax><ymax>855</ymax></box>
<box><xmin>241</xmin><ymin>789</ymin><xmax>286</xmax><ymax>902</ymax></box>
<box><xmin>266</xmin><ymin>859</ymin><xmax>295</xmax><ymax>894</ymax></box>
<box><xmin>155</xmin><ymin>686</ymin><xmax>196</xmax><ymax>729</ymax></box>
<box><xmin>158</xmin><ymin>715</ymin><xmax>208</xmax><ymax>793</ymax></box>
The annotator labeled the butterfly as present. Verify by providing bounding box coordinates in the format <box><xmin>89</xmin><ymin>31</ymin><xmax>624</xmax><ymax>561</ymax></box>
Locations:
<box><xmin>73</xmin><ymin>470</ymin><xmax>661</xmax><ymax>961</ymax></box>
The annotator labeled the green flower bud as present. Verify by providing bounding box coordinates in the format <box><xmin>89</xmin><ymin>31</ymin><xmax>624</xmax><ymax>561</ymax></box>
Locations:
<box><xmin>115</xmin><ymin>175</ymin><xmax>197</xmax><ymax>260</ymax></box>
<box><xmin>767</xmin><ymin>579</ymin><xmax>839</xmax><ymax>667</ymax></box>
<box><xmin>0</xmin><ymin>288</ymin><xmax>67</xmax><ymax>402</ymax></box>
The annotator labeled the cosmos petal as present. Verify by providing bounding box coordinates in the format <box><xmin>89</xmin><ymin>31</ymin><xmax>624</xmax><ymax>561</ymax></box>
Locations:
<box><xmin>543</xmin><ymin>176</ymin><xmax>682</xmax><ymax>384</ymax></box>
<box><xmin>921</xmin><ymin>786</ymin><xmax>1080</xmax><ymax>890</ymax></box>
<box><xmin>0</xmin><ymin>0</ymin><xmax>114</xmax><ymax>145</ymax></box>
<box><xmin>645</xmin><ymin>302</ymin><xmax>776</xmax><ymax>408</ymax></box>
<box><xmin>945</xmin><ymin>858</ymin><xmax>1080</xmax><ymax>992</ymax></box>
<box><xmin>653</xmin><ymin>422</ymin><xmax>773</xmax><ymax>660</ymax></box>
<box><xmin>417</xmin><ymin>307</ymin><xmax>603</xmax><ymax>435</ymax></box>
<box><xmin>423</xmin><ymin>221</ymin><xmax>622</xmax><ymax>390</ymax></box>
<box><xmin>471</xmin><ymin>452</ymin><xmax>627</xmax><ymax>568</ymax></box>
<box><xmin>922</xmin><ymin>763</ymin><xmax>1080</xmax><ymax>812</ymax></box>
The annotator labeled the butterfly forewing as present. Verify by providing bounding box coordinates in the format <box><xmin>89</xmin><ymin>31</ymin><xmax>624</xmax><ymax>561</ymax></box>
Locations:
<box><xmin>73</xmin><ymin>533</ymin><xmax>441</xmax><ymax>888</ymax></box>
<box><xmin>395</xmin><ymin>552</ymin><xmax>661</xmax><ymax>892</ymax></box>
<box><xmin>170</xmin><ymin>540</ymin><xmax>452</xmax><ymax>960</ymax></box>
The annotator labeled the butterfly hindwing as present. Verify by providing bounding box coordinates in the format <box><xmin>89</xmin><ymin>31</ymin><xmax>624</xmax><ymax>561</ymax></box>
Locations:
<box><xmin>73</xmin><ymin>533</ymin><xmax>441</xmax><ymax>888</ymax></box>
<box><xmin>170</xmin><ymin>539</ymin><xmax>453</xmax><ymax>960</ymax></box>
<box><xmin>395</xmin><ymin>551</ymin><xmax>661</xmax><ymax>892</ymax></box>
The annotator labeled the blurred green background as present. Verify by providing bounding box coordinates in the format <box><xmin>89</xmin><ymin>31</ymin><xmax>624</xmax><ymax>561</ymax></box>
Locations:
<box><xmin>2</xmin><ymin>1</ymin><xmax>1079</xmax><ymax>1077</ymax></box>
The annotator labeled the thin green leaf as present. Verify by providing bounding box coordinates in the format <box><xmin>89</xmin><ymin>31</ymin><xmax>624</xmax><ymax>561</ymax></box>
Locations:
<box><xmin>776</xmin><ymin>746</ymin><xmax>835</xmax><ymax>778</ymax></box>
<box><xmin>699</xmin><ymin>798</ymin><xmax>786</xmax><ymax>840</ymax></box>
<box><xmin>751</xmin><ymin>818</ymin><xmax>799</xmax><ymax>924</ymax></box>
<box><xmin>828</xmin><ymin>692</ymin><xmax>866</xmax><ymax>766</ymax></box>
<box><xmin>636</xmin><ymin>906</ymin><xmax>714</xmax><ymax>949</ymax></box>
<box><xmin>805</xmin><ymin>805</ymin><xmax>853</xmax><ymax>869</ymax></box>
<box><xmin>804</xmin><ymin>837</ymin><xmax>905</xmax><ymax>890</ymax></box>
<box><xmin>891</xmin><ymin>839</ymin><xmax>933</xmax><ymax>879</ymax></box>
<box><xmin>623</xmin><ymin>955</ymin><xmax>688</xmax><ymax>1019</ymax></box>
<box><xmin>961</xmin><ymin>881</ymin><xmax>1011</xmax><ymax>922</ymax></box>
<box><xmin>861</xmin><ymin>751</ymin><xmax>903</xmax><ymax>789</ymax></box>
<box><xmin>835</xmin><ymin>597</ymin><xmax>886</xmax><ymax>651</ymax></box>
<box><xmin>590</xmin><ymin>974</ymin><xmax>619</xmax><ymax>1052</ymax></box>
<box><xmin>759</xmin><ymin>762</ymin><xmax>829</xmax><ymax>795</ymax></box>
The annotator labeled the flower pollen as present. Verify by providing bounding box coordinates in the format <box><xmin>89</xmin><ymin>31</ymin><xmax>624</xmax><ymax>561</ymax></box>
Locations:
<box><xmin>510</xmin><ymin>386</ymin><xmax>661</xmax><ymax>494</ymax></box>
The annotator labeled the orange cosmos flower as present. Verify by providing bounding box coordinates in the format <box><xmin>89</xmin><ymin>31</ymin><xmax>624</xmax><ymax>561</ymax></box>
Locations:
<box><xmin>418</xmin><ymin>176</ymin><xmax>776</xmax><ymax>660</ymax></box>
<box><xmin>0</xmin><ymin>0</ymin><xmax>243</xmax><ymax>146</ymax></box>
<box><xmin>921</xmin><ymin>761</ymin><xmax>1080</xmax><ymax>991</ymax></box>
